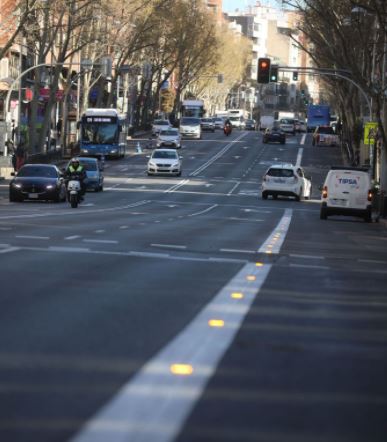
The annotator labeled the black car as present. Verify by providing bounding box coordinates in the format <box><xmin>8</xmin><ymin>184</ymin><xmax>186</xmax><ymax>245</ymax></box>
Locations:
<box><xmin>263</xmin><ymin>125</ymin><xmax>286</xmax><ymax>144</ymax></box>
<box><xmin>9</xmin><ymin>164</ymin><xmax>67</xmax><ymax>202</ymax></box>
<box><xmin>244</xmin><ymin>119</ymin><xmax>256</xmax><ymax>130</ymax></box>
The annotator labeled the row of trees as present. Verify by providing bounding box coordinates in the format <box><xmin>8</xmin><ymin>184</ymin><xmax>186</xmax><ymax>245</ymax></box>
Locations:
<box><xmin>283</xmin><ymin>0</ymin><xmax>387</xmax><ymax>189</ymax></box>
<box><xmin>0</xmin><ymin>0</ymin><xmax>251</xmax><ymax>153</ymax></box>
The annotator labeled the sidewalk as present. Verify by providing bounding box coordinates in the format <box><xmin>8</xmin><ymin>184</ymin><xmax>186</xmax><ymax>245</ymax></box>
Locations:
<box><xmin>0</xmin><ymin>131</ymin><xmax>152</xmax><ymax>181</ymax></box>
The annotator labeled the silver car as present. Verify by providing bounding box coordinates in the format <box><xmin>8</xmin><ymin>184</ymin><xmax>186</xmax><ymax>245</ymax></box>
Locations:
<box><xmin>152</xmin><ymin>119</ymin><xmax>171</xmax><ymax>136</ymax></box>
<box><xmin>179</xmin><ymin>117</ymin><xmax>202</xmax><ymax>139</ymax></box>
<box><xmin>156</xmin><ymin>128</ymin><xmax>182</xmax><ymax>149</ymax></box>
<box><xmin>147</xmin><ymin>149</ymin><xmax>182</xmax><ymax>176</ymax></box>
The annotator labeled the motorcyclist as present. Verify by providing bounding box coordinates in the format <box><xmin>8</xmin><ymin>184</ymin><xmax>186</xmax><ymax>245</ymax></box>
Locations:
<box><xmin>224</xmin><ymin>118</ymin><xmax>232</xmax><ymax>135</ymax></box>
<box><xmin>65</xmin><ymin>157</ymin><xmax>87</xmax><ymax>199</ymax></box>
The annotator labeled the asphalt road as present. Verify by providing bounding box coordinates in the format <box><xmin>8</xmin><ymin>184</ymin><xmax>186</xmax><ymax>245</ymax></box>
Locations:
<box><xmin>0</xmin><ymin>129</ymin><xmax>386</xmax><ymax>442</ymax></box>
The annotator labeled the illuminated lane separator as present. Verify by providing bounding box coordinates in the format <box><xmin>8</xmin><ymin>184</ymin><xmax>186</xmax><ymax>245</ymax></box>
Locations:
<box><xmin>258</xmin><ymin>208</ymin><xmax>293</xmax><ymax>255</ymax></box>
<box><xmin>71</xmin><ymin>210</ymin><xmax>293</xmax><ymax>442</ymax></box>
<box><xmin>189</xmin><ymin>132</ymin><xmax>247</xmax><ymax>177</ymax></box>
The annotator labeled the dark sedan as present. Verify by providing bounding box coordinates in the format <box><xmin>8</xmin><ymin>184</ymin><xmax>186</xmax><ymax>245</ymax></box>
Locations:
<box><xmin>263</xmin><ymin>125</ymin><xmax>286</xmax><ymax>144</ymax></box>
<box><xmin>9</xmin><ymin>164</ymin><xmax>67</xmax><ymax>202</ymax></box>
<box><xmin>244</xmin><ymin>119</ymin><xmax>257</xmax><ymax>130</ymax></box>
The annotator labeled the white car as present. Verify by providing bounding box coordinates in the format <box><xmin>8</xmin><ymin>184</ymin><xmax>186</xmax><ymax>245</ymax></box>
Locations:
<box><xmin>320</xmin><ymin>166</ymin><xmax>372</xmax><ymax>222</ymax></box>
<box><xmin>279</xmin><ymin>118</ymin><xmax>296</xmax><ymax>135</ymax></box>
<box><xmin>179</xmin><ymin>117</ymin><xmax>202</xmax><ymax>139</ymax></box>
<box><xmin>261</xmin><ymin>163</ymin><xmax>312</xmax><ymax>201</ymax></box>
<box><xmin>156</xmin><ymin>128</ymin><xmax>182</xmax><ymax>149</ymax></box>
<box><xmin>147</xmin><ymin>149</ymin><xmax>182</xmax><ymax>176</ymax></box>
<box><xmin>152</xmin><ymin>119</ymin><xmax>171</xmax><ymax>136</ymax></box>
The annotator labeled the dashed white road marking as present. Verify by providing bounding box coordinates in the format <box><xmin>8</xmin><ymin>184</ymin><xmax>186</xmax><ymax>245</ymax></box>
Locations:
<box><xmin>151</xmin><ymin>244</ymin><xmax>187</xmax><ymax>250</ymax></box>
<box><xmin>227</xmin><ymin>182</ymin><xmax>240</xmax><ymax>196</ymax></box>
<box><xmin>289</xmin><ymin>253</ymin><xmax>325</xmax><ymax>260</ymax></box>
<box><xmin>300</xmin><ymin>133</ymin><xmax>307</xmax><ymax>145</ymax></box>
<box><xmin>220</xmin><ymin>248</ymin><xmax>256</xmax><ymax>254</ymax></box>
<box><xmin>289</xmin><ymin>263</ymin><xmax>330</xmax><ymax>270</ymax></box>
<box><xmin>0</xmin><ymin>246</ymin><xmax>20</xmax><ymax>254</ymax></box>
<box><xmin>15</xmin><ymin>235</ymin><xmax>50</xmax><ymax>240</ymax></box>
<box><xmin>83</xmin><ymin>239</ymin><xmax>119</xmax><ymax>244</ymax></box>
<box><xmin>188</xmin><ymin>204</ymin><xmax>218</xmax><ymax>217</ymax></box>
<box><xmin>65</xmin><ymin>235</ymin><xmax>81</xmax><ymax>240</ymax></box>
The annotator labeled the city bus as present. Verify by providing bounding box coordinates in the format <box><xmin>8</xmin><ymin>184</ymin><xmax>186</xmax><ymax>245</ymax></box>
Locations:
<box><xmin>78</xmin><ymin>109</ymin><xmax>127</xmax><ymax>159</ymax></box>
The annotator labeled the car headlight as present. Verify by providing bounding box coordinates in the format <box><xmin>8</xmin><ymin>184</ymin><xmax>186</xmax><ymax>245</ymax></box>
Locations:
<box><xmin>148</xmin><ymin>161</ymin><xmax>156</xmax><ymax>167</ymax></box>
<box><xmin>12</xmin><ymin>183</ymin><xmax>22</xmax><ymax>188</ymax></box>
<box><xmin>81</xmin><ymin>149</ymin><xmax>88</xmax><ymax>153</ymax></box>
<box><xmin>172</xmin><ymin>162</ymin><xmax>180</xmax><ymax>167</ymax></box>
<box><xmin>46</xmin><ymin>185</ymin><xmax>54</xmax><ymax>189</ymax></box>
<box><xmin>111</xmin><ymin>149</ymin><xmax>117</xmax><ymax>153</ymax></box>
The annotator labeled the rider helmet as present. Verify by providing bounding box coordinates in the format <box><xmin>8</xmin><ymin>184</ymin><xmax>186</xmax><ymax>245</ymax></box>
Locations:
<box><xmin>70</xmin><ymin>157</ymin><xmax>80</xmax><ymax>166</ymax></box>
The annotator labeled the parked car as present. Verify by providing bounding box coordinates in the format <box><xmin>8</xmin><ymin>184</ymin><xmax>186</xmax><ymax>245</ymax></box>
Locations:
<box><xmin>152</xmin><ymin>119</ymin><xmax>171</xmax><ymax>136</ymax></box>
<box><xmin>279</xmin><ymin>118</ymin><xmax>296</xmax><ymax>135</ymax></box>
<box><xmin>147</xmin><ymin>148</ymin><xmax>182</xmax><ymax>176</ymax></box>
<box><xmin>156</xmin><ymin>128</ymin><xmax>182</xmax><ymax>149</ymax></box>
<box><xmin>66</xmin><ymin>157</ymin><xmax>104</xmax><ymax>192</ymax></box>
<box><xmin>263</xmin><ymin>124</ymin><xmax>286</xmax><ymax>144</ymax></box>
<box><xmin>312</xmin><ymin>125</ymin><xmax>339</xmax><ymax>146</ymax></box>
<box><xmin>200</xmin><ymin>118</ymin><xmax>215</xmax><ymax>132</ymax></box>
<box><xmin>320</xmin><ymin>166</ymin><xmax>373</xmax><ymax>222</ymax></box>
<box><xmin>179</xmin><ymin>117</ymin><xmax>202</xmax><ymax>139</ymax></box>
<box><xmin>9</xmin><ymin>164</ymin><xmax>67</xmax><ymax>202</ymax></box>
<box><xmin>261</xmin><ymin>163</ymin><xmax>312</xmax><ymax>201</ymax></box>
<box><xmin>244</xmin><ymin>119</ymin><xmax>256</xmax><ymax>130</ymax></box>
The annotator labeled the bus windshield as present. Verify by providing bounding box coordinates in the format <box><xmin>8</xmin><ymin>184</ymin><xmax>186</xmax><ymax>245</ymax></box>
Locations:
<box><xmin>81</xmin><ymin>123</ymin><xmax>118</xmax><ymax>144</ymax></box>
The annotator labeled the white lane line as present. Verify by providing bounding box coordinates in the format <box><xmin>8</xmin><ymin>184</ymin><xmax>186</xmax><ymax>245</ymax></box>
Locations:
<box><xmin>15</xmin><ymin>235</ymin><xmax>50</xmax><ymax>240</ymax></box>
<box><xmin>227</xmin><ymin>182</ymin><xmax>240</xmax><ymax>196</ymax></box>
<box><xmin>95</xmin><ymin>230</ymin><xmax>106</xmax><ymax>233</ymax></box>
<box><xmin>49</xmin><ymin>247</ymin><xmax>90</xmax><ymax>253</ymax></box>
<box><xmin>190</xmin><ymin>132</ymin><xmax>247</xmax><ymax>177</ymax></box>
<box><xmin>296</xmin><ymin>148</ymin><xmax>303</xmax><ymax>167</ymax></box>
<box><xmin>119</xmin><ymin>226</ymin><xmax>128</xmax><ymax>230</ymax></box>
<box><xmin>65</xmin><ymin>235</ymin><xmax>81</xmax><ymax>240</ymax></box>
<box><xmin>289</xmin><ymin>253</ymin><xmax>325</xmax><ymax>260</ymax></box>
<box><xmin>165</xmin><ymin>179</ymin><xmax>190</xmax><ymax>194</ymax></box>
<box><xmin>83</xmin><ymin>239</ymin><xmax>119</xmax><ymax>244</ymax></box>
<box><xmin>70</xmin><ymin>211</ymin><xmax>292</xmax><ymax>442</ymax></box>
<box><xmin>0</xmin><ymin>227</ymin><xmax>12</xmax><ymax>231</ymax></box>
<box><xmin>0</xmin><ymin>200</ymin><xmax>151</xmax><ymax>220</ymax></box>
<box><xmin>300</xmin><ymin>134</ymin><xmax>306</xmax><ymax>145</ymax></box>
<box><xmin>227</xmin><ymin>217</ymin><xmax>264</xmax><ymax>222</ymax></box>
<box><xmin>289</xmin><ymin>263</ymin><xmax>330</xmax><ymax>270</ymax></box>
<box><xmin>0</xmin><ymin>246</ymin><xmax>20</xmax><ymax>254</ymax></box>
<box><xmin>358</xmin><ymin>258</ymin><xmax>387</xmax><ymax>265</ymax></box>
<box><xmin>151</xmin><ymin>244</ymin><xmax>187</xmax><ymax>250</ymax></box>
<box><xmin>71</xmin><ymin>261</ymin><xmax>272</xmax><ymax>442</ymax></box>
<box><xmin>188</xmin><ymin>204</ymin><xmax>218</xmax><ymax>217</ymax></box>
<box><xmin>220</xmin><ymin>248</ymin><xmax>256</xmax><ymax>254</ymax></box>
<box><xmin>258</xmin><ymin>208</ymin><xmax>292</xmax><ymax>254</ymax></box>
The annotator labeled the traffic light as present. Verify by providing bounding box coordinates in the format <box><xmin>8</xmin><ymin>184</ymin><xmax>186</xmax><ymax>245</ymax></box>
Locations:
<box><xmin>293</xmin><ymin>71</ymin><xmax>298</xmax><ymax>81</ymax></box>
<box><xmin>270</xmin><ymin>65</ymin><xmax>278</xmax><ymax>82</ymax></box>
<box><xmin>258</xmin><ymin>58</ymin><xmax>271</xmax><ymax>83</ymax></box>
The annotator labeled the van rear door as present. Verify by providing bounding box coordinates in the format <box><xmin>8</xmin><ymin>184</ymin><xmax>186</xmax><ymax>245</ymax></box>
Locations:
<box><xmin>327</xmin><ymin>170</ymin><xmax>369</xmax><ymax>209</ymax></box>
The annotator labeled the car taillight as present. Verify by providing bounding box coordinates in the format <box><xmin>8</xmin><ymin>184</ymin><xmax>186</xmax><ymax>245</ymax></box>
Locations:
<box><xmin>322</xmin><ymin>185</ymin><xmax>328</xmax><ymax>198</ymax></box>
<box><xmin>368</xmin><ymin>190</ymin><xmax>373</xmax><ymax>201</ymax></box>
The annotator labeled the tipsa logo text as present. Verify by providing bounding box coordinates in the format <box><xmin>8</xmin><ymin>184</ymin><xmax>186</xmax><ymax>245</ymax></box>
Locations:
<box><xmin>338</xmin><ymin>178</ymin><xmax>358</xmax><ymax>185</ymax></box>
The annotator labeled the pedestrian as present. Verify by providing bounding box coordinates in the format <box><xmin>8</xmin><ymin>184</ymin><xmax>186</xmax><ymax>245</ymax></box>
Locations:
<box><xmin>15</xmin><ymin>143</ymin><xmax>26</xmax><ymax>172</ymax></box>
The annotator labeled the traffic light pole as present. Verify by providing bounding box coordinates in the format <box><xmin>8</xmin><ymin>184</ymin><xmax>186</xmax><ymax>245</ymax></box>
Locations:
<box><xmin>277</xmin><ymin>66</ymin><xmax>372</xmax><ymax>122</ymax></box>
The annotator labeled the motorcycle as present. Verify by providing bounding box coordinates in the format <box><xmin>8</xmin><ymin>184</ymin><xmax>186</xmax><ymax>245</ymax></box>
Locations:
<box><xmin>224</xmin><ymin>124</ymin><xmax>232</xmax><ymax>136</ymax></box>
<box><xmin>66</xmin><ymin>177</ymin><xmax>82</xmax><ymax>208</ymax></box>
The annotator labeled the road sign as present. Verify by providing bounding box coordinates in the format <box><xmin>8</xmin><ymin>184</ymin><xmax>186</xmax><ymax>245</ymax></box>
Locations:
<box><xmin>364</xmin><ymin>122</ymin><xmax>378</xmax><ymax>145</ymax></box>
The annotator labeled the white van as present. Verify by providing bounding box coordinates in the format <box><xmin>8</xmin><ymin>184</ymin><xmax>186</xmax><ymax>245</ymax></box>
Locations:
<box><xmin>320</xmin><ymin>167</ymin><xmax>373</xmax><ymax>222</ymax></box>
